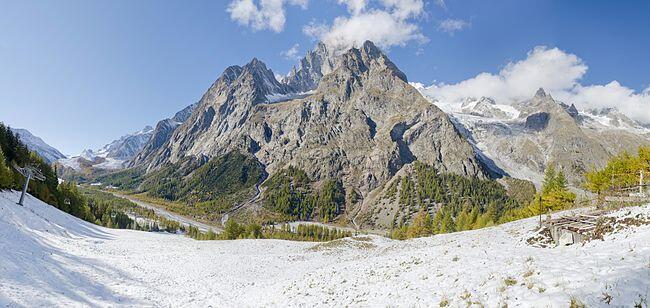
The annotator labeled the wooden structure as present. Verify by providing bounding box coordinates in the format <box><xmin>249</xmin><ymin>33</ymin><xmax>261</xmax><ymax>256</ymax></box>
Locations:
<box><xmin>543</xmin><ymin>213</ymin><xmax>603</xmax><ymax>246</ymax></box>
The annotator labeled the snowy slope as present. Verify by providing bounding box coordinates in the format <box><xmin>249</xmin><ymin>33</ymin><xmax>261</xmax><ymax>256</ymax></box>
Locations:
<box><xmin>1</xmin><ymin>190</ymin><xmax>649</xmax><ymax>307</ymax></box>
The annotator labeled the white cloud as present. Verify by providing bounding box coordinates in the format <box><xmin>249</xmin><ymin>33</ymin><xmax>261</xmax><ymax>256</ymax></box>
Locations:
<box><xmin>320</xmin><ymin>11</ymin><xmax>427</xmax><ymax>51</ymax></box>
<box><xmin>424</xmin><ymin>46</ymin><xmax>586</xmax><ymax>103</ymax></box>
<box><xmin>434</xmin><ymin>0</ymin><xmax>447</xmax><ymax>10</ymax></box>
<box><xmin>381</xmin><ymin>0</ymin><xmax>424</xmax><ymax>19</ymax></box>
<box><xmin>302</xmin><ymin>20</ymin><xmax>330</xmax><ymax>39</ymax></box>
<box><xmin>227</xmin><ymin>0</ymin><xmax>308</xmax><ymax>33</ymax></box>
<box><xmin>438</xmin><ymin>18</ymin><xmax>469</xmax><ymax>35</ymax></box>
<box><xmin>281</xmin><ymin>43</ymin><xmax>301</xmax><ymax>60</ymax></box>
<box><xmin>564</xmin><ymin>82</ymin><xmax>650</xmax><ymax>124</ymax></box>
<box><xmin>338</xmin><ymin>0</ymin><xmax>368</xmax><ymax>15</ymax></box>
<box><xmin>421</xmin><ymin>46</ymin><xmax>650</xmax><ymax>124</ymax></box>
<box><xmin>304</xmin><ymin>0</ymin><xmax>427</xmax><ymax>51</ymax></box>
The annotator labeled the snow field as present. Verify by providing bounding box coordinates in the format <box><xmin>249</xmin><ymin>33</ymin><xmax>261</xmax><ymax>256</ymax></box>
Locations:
<box><xmin>1</xmin><ymin>190</ymin><xmax>649</xmax><ymax>307</ymax></box>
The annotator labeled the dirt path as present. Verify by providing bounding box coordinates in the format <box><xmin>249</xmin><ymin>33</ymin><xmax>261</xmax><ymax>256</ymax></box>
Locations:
<box><xmin>111</xmin><ymin>192</ymin><xmax>222</xmax><ymax>233</ymax></box>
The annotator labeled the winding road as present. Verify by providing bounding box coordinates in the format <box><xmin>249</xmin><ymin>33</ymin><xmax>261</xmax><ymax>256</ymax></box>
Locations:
<box><xmin>111</xmin><ymin>192</ymin><xmax>222</xmax><ymax>233</ymax></box>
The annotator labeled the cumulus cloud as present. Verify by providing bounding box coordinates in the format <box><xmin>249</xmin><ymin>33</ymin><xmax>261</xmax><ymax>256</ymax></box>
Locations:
<box><xmin>304</xmin><ymin>0</ymin><xmax>427</xmax><ymax>51</ymax></box>
<box><xmin>381</xmin><ymin>0</ymin><xmax>424</xmax><ymax>19</ymax></box>
<box><xmin>338</xmin><ymin>0</ymin><xmax>368</xmax><ymax>15</ymax></box>
<box><xmin>438</xmin><ymin>18</ymin><xmax>469</xmax><ymax>35</ymax></box>
<box><xmin>281</xmin><ymin>43</ymin><xmax>301</xmax><ymax>60</ymax></box>
<box><xmin>302</xmin><ymin>20</ymin><xmax>329</xmax><ymax>38</ymax></box>
<box><xmin>421</xmin><ymin>46</ymin><xmax>650</xmax><ymax>123</ymax></box>
<box><xmin>564</xmin><ymin>82</ymin><xmax>650</xmax><ymax>124</ymax></box>
<box><xmin>227</xmin><ymin>0</ymin><xmax>308</xmax><ymax>33</ymax></box>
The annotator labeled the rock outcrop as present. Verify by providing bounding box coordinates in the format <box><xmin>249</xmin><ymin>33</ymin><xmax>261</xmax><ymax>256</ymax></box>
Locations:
<box><xmin>135</xmin><ymin>41</ymin><xmax>485</xmax><ymax>199</ymax></box>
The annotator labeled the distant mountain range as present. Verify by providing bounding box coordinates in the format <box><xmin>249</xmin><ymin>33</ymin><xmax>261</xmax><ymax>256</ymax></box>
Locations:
<box><xmin>54</xmin><ymin>103</ymin><xmax>197</xmax><ymax>179</ymax></box>
<box><xmin>414</xmin><ymin>86</ymin><xmax>650</xmax><ymax>186</ymax></box>
<box><xmin>43</xmin><ymin>40</ymin><xmax>649</xmax><ymax>229</ymax></box>
<box><xmin>57</xmin><ymin>126</ymin><xmax>154</xmax><ymax>173</ymax></box>
<box><xmin>10</xmin><ymin>128</ymin><xmax>67</xmax><ymax>164</ymax></box>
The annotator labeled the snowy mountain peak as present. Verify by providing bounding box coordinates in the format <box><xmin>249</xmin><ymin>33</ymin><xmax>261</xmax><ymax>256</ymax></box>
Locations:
<box><xmin>139</xmin><ymin>126</ymin><xmax>154</xmax><ymax>134</ymax></box>
<box><xmin>57</xmin><ymin>125</ymin><xmax>154</xmax><ymax>172</ymax></box>
<box><xmin>10</xmin><ymin>128</ymin><xmax>66</xmax><ymax>163</ymax></box>
<box><xmin>534</xmin><ymin>87</ymin><xmax>547</xmax><ymax>98</ymax></box>
<box><xmin>582</xmin><ymin>107</ymin><xmax>649</xmax><ymax>132</ymax></box>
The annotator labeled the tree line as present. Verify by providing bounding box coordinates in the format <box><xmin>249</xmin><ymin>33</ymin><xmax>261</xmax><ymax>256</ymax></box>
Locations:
<box><xmin>584</xmin><ymin>146</ymin><xmax>649</xmax><ymax>195</ymax></box>
<box><xmin>263</xmin><ymin>166</ymin><xmax>346</xmax><ymax>222</ymax></box>
<box><xmin>186</xmin><ymin>220</ymin><xmax>353</xmax><ymax>242</ymax></box>
<box><xmin>0</xmin><ymin>123</ymin><xmax>90</xmax><ymax>217</ymax></box>
<box><xmin>389</xmin><ymin>161</ymin><xmax>575</xmax><ymax>239</ymax></box>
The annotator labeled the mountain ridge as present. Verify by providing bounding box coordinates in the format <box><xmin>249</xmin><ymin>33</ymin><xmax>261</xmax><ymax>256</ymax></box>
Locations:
<box><xmin>10</xmin><ymin>128</ymin><xmax>66</xmax><ymax>164</ymax></box>
<box><xmin>419</xmin><ymin>87</ymin><xmax>650</xmax><ymax>185</ymax></box>
<box><xmin>124</xmin><ymin>40</ymin><xmax>484</xmax><ymax>224</ymax></box>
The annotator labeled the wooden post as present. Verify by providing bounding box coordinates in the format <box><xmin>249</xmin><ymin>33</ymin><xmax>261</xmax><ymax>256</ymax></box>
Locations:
<box><xmin>538</xmin><ymin>194</ymin><xmax>543</xmax><ymax>228</ymax></box>
<box><xmin>640</xmin><ymin>170</ymin><xmax>644</xmax><ymax>196</ymax></box>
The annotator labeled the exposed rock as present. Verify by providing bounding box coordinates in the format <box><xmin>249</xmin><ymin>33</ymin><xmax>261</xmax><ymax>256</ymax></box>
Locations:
<box><xmin>137</xmin><ymin>40</ymin><xmax>484</xmax><ymax>202</ymax></box>
<box><xmin>130</xmin><ymin>103</ymin><xmax>197</xmax><ymax>167</ymax></box>
<box><xmin>283</xmin><ymin>42</ymin><xmax>337</xmax><ymax>93</ymax></box>
<box><xmin>423</xmin><ymin>88</ymin><xmax>650</xmax><ymax>186</ymax></box>
<box><xmin>525</xmin><ymin>112</ymin><xmax>550</xmax><ymax>131</ymax></box>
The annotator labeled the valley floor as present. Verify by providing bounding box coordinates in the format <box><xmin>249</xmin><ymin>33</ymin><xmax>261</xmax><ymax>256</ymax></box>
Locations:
<box><xmin>1</xmin><ymin>190</ymin><xmax>649</xmax><ymax>307</ymax></box>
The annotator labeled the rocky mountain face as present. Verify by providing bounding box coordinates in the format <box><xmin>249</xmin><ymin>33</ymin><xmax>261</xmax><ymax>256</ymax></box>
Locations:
<box><xmin>419</xmin><ymin>88</ymin><xmax>650</xmax><ymax>186</ymax></box>
<box><xmin>130</xmin><ymin>103</ymin><xmax>197</xmax><ymax>167</ymax></box>
<box><xmin>98</xmin><ymin>126</ymin><xmax>154</xmax><ymax>161</ymax></box>
<box><xmin>282</xmin><ymin>42</ymin><xmax>337</xmax><ymax>93</ymax></box>
<box><xmin>10</xmin><ymin>128</ymin><xmax>66</xmax><ymax>164</ymax></box>
<box><xmin>133</xmin><ymin>41</ymin><xmax>485</xmax><ymax>219</ymax></box>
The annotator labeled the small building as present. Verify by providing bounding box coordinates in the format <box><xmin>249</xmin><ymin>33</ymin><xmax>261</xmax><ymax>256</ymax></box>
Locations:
<box><xmin>543</xmin><ymin>213</ymin><xmax>602</xmax><ymax>246</ymax></box>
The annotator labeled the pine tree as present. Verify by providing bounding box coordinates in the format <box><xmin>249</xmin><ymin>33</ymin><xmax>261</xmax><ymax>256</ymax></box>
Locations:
<box><xmin>406</xmin><ymin>209</ymin><xmax>432</xmax><ymax>238</ymax></box>
<box><xmin>542</xmin><ymin>165</ymin><xmax>557</xmax><ymax>194</ymax></box>
<box><xmin>555</xmin><ymin>170</ymin><xmax>568</xmax><ymax>190</ymax></box>
<box><xmin>0</xmin><ymin>147</ymin><xmax>13</xmax><ymax>189</ymax></box>
<box><xmin>440</xmin><ymin>209</ymin><xmax>456</xmax><ymax>234</ymax></box>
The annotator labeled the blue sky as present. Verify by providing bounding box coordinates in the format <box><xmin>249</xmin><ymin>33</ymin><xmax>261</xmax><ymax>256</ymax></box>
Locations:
<box><xmin>1</xmin><ymin>0</ymin><xmax>649</xmax><ymax>155</ymax></box>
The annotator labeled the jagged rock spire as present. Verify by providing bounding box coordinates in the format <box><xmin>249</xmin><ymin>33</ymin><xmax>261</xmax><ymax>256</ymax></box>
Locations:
<box><xmin>338</xmin><ymin>40</ymin><xmax>407</xmax><ymax>82</ymax></box>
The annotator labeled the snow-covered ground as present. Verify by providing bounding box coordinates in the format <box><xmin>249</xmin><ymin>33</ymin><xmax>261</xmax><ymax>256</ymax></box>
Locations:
<box><xmin>1</xmin><ymin>190</ymin><xmax>649</xmax><ymax>307</ymax></box>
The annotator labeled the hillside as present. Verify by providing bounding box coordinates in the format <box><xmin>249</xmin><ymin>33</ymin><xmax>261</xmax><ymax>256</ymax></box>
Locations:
<box><xmin>1</xmin><ymin>190</ymin><xmax>648</xmax><ymax>307</ymax></box>
<box><xmin>9</xmin><ymin>128</ymin><xmax>66</xmax><ymax>163</ymax></box>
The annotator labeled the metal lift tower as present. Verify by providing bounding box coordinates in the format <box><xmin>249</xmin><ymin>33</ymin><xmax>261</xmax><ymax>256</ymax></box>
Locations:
<box><xmin>12</xmin><ymin>162</ymin><xmax>45</xmax><ymax>206</ymax></box>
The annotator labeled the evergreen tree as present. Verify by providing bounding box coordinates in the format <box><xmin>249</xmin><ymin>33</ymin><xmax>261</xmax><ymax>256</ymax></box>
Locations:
<box><xmin>542</xmin><ymin>165</ymin><xmax>557</xmax><ymax>194</ymax></box>
<box><xmin>0</xmin><ymin>147</ymin><xmax>13</xmax><ymax>189</ymax></box>
<box><xmin>406</xmin><ymin>209</ymin><xmax>432</xmax><ymax>238</ymax></box>
<box><xmin>440</xmin><ymin>209</ymin><xmax>456</xmax><ymax>234</ymax></box>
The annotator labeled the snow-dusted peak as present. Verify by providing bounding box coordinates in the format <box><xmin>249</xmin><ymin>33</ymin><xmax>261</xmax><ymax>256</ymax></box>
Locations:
<box><xmin>10</xmin><ymin>128</ymin><xmax>67</xmax><ymax>163</ymax></box>
<box><xmin>58</xmin><ymin>125</ymin><xmax>154</xmax><ymax>172</ymax></box>
<box><xmin>581</xmin><ymin>107</ymin><xmax>650</xmax><ymax>133</ymax></box>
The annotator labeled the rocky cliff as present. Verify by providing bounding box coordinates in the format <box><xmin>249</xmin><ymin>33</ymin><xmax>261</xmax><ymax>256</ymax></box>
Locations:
<box><xmin>134</xmin><ymin>41</ymin><xmax>485</xmax><ymax>202</ymax></box>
